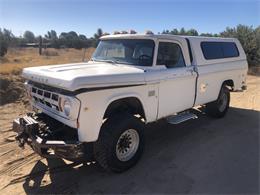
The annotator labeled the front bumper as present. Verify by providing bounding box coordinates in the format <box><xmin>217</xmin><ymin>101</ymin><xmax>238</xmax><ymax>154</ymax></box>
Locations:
<box><xmin>13</xmin><ymin>113</ymin><xmax>84</xmax><ymax>160</ymax></box>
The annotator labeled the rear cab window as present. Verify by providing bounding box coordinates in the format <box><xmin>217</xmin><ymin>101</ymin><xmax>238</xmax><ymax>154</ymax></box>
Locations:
<box><xmin>156</xmin><ymin>42</ymin><xmax>186</xmax><ymax>68</ymax></box>
<box><xmin>201</xmin><ymin>41</ymin><xmax>239</xmax><ymax>60</ymax></box>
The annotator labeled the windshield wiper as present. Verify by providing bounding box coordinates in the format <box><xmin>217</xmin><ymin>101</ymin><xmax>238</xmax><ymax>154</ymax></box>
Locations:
<box><xmin>113</xmin><ymin>60</ymin><xmax>135</xmax><ymax>65</ymax></box>
<box><xmin>91</xmin><ymin>58</ymin><xmax>136</xmax><ymax>66</ymax></box>
<box><xmin>91</xmin><ymin>58</ymin><xmax>118</xmax><ymax>64</ymax></box>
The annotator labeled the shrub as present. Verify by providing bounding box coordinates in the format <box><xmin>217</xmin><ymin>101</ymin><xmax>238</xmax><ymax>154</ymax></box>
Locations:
<box><xmin>0</xmin><ymin>41</ymin><xmax>8</xmax><ymax>57</ymax></box>
<box><xmin>0</xmin><ymin>28</ymin><xmax>15</xmax><ymax>57</ymax></box>
<box><xmin>42</xmin><ymin>49</ymin><xmax>59</xmax><ymax>56</ymax></box>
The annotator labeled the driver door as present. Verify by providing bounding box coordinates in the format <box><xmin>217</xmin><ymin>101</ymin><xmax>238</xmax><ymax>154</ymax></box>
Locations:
<box><xmin>157</xmin><ymin>40</ymin><xmax>196</xmax><ymax>118</ymax></box>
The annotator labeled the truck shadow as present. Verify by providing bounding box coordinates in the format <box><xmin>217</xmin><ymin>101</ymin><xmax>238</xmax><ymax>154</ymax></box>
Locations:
<box><xmin>22</xmin><ymin>107</ymin><xmax>259</xmax><ymax>194</ymax></box>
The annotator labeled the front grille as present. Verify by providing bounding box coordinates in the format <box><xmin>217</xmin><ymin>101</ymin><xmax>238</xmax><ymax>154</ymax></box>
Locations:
<box><xmin>31</xmin><ymin>86</ymin><xmax>61</xmax><ymax>111</ymax></box>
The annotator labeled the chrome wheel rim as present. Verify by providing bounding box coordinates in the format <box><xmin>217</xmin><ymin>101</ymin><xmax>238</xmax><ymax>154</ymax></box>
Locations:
<box><xmin>219</xmin><ymin>92</ymin><xmax>228</xmax><ymax>112</ymax></box>
<box><xmin>116</xmin><ymin>129</ymin><xmax>140</xmax><ymax>162</ymax></box>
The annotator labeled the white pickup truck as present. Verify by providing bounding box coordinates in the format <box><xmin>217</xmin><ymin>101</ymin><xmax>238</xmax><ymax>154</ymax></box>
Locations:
<box><xmin>13</xmin><ymin>33</ymin><xmax>248</xmax><ymax>172</ymax></box>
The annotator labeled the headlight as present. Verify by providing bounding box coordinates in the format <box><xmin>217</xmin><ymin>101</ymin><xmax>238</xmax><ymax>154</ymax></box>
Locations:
<box><xmin>60</xmin><ymin>96</ymin><xmax>80</xmax><ymax>119</ymax></box>
<box><xmin>63</xmin><ymin>99</ymin><xmax>72</xmax><ymax>117</ymax></box>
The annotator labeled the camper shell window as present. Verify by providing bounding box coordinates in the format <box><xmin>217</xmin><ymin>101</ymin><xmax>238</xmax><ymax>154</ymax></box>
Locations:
<box><xmin>201</xmin><ymin>42</ymin><xmax>239</xmax><ymax>60</ymax></box>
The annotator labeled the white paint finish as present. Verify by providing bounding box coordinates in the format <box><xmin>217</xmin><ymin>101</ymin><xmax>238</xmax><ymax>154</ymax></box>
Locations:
<box><xmin>195</xmin><ymin>60</ymin><xmax>248</xmax><ymax>105</ymax></box>
<box><xmin>22</xmin><ymin>62</ymin><xmax>146</xmax><ymax>90</ymax></box>
<box><xmin>157</xmin><ymin>68</ymin><xmax>196</xmax><ymax>118</ymax></box>
<box><xmin>76</xmin><ymin>84</ymin><xmax>158</xmax><ymax>142</ymax></box>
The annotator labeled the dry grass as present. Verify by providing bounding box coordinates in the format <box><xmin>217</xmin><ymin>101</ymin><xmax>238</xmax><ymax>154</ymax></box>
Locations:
<box><xmin>0</xmin><ymin>47</ymin><xmax>95</xmax><ymax>74</ymax></box>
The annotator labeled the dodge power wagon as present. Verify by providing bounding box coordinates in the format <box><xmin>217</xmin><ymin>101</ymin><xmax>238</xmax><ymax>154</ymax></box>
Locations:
<box><xmin>13</xmin><ymin>33</ymin><xmax>248</xmax><ymax>172</ymax></box>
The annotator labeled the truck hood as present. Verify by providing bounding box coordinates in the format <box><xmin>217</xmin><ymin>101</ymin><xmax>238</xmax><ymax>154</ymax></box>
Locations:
<box><xmin>22</xmin><ymin>62</ymin><xmax>146</xmax><ymax>91</ymax></box>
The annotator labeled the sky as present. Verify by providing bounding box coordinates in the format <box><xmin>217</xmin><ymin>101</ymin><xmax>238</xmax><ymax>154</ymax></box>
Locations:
<box><xmin>0</xmin><ymin>0</ymin><xmax>259</xmax><ymax>37</ymax></box>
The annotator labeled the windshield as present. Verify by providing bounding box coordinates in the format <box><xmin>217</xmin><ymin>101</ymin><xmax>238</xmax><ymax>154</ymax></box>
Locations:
<box><xmin>92</xmin><ymin>39</ymin><xmax>155</xmax><ymax>66</ymax></box>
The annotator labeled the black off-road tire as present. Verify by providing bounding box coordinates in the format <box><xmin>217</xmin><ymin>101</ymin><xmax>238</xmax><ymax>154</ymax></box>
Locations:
<box><xmin>205</xmin><ymin>85</ymin><xmax>230</xmax><ymax>118</ymax></box>
<box><xmin>93</xmin><ymin>114</ymin><xmax>145</xmax><ymax>173</ymax></box>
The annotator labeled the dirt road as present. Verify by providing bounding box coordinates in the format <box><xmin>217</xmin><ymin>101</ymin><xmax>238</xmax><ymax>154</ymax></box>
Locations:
<box><xmin>0</xmin><ymin>75</ymin><xmax>259</xmax><ymax>194</ymax></box>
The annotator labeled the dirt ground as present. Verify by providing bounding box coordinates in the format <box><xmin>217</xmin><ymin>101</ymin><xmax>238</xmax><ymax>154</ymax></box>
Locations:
<box><xmin>0</xmin><ymin>75</ymin><xmax>259</xmax><ymax>194</ymax></box>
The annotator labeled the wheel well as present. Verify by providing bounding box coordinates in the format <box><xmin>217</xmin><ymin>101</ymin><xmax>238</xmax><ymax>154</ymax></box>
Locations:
<box><xmin>223</xmin><ymin>79</ymin><xmax>234</xmax><ymax>90</ymax></box>
<box><xmin>104</xmin><ymin>97</ymin><xmax>146</xmax><ymax>120</ymax></box>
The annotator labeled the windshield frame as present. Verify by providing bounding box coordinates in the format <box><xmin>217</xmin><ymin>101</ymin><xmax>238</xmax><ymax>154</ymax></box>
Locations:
<box><xmin>92</xmin><ymin>38</ymin><xmax>156</xmax><ymax>67</ymax></box>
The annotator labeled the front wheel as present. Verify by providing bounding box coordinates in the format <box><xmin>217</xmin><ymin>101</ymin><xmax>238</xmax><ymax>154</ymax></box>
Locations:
<box><xmin>94</xmin><ymin>114</ymin><xmax>144</xmax><ymax>172</ymax></box>
<box><xmin>205</xmin><ymin>85</ymin><xmax>230</xmax><ymax>118</ymax></box>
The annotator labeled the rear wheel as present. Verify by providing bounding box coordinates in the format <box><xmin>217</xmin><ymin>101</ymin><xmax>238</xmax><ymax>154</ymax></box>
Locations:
<box><xmin>205</xmin><ymin>85</ymin><xmax>230</xmax><ymax>118</ymax></box>
<box><xmin>94</xmin><ymin>114</ymin><xmax>144</xmax><ymax>172</ymax></box>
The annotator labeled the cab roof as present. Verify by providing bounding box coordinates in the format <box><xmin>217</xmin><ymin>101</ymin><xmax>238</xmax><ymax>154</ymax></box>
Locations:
<box><xmin>100</xmin><ymin>33</ymin><xmax>237</xmax><ymax>42</ymax></box>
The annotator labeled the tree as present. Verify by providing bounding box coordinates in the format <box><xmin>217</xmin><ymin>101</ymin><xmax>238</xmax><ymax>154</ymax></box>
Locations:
<box><xmin>162</xmin><ymin>29</ymin><xmax>170</xmax><ymax>34</ymax></box>
<box><xmin>45</xmin><ymin>30</ymin><xmax>58</xmax><ymax>40</ymax></box>
<box><xmin>79</xmin><ymin>34</ymin><xmax>87</xmax><ymax>40</ymax></box>
<box><xmin>170</xmin><ymin>28</ymin><xmax>179</xmax><ymax>35</ymax></box>
<box><xmin>179</xmin><ymin>27</ymin><xmax>186</xmax><ymax>35</ymax></box>
<box><xmin>23</xmin><ymin>30</ymin><xmax>35</xmax><ymax>43</ymax></box>
<box><xmin>94</xmin><ymin>28</ymin><xmax>103</xmax><ymax>39</ymax></box>
<box><xmin>58</xmin><ymin>31</ymin><xmax>88</xmax><ymax>49</ymax></box>
<box><xmin>162</xmin><ymin>28</ymin><xmax>198</xmax><ymax>36</ymax></box>
<box><xmin>220</xmin><ymin>25</ymin><xmax>260</xmax><ymax>65</ymax></box>
<box><xmin>68</xmin><ymin>31</ymin><xmax>78</xmax><ymax>38</ymax></box>
<box><xmin>0</xmin><ymin>28</ymin><xmax>14</xmax><ymax>56</ymax></box>
<box><xmin>93</xmin><ymin>28</ymin><xmax>103</xmax><ymax>47</ymax></box>
<box><xmin>186</xmin><ymin>29</ymin><xmax>199</xmax><ymax>36</ymax></box>
<box><xmin>200</xmin><ymin>33</ymin><xmax>214</xmax><ymax>37</ymax></box>
<box><xmin>253</xmin><ymin>26</ymin><xmax>260</xmax><ymax>65</ymax></box>
<box><xmin>78</xmin><ymin>34</ymin><xmax>90</xmax><ymax>48</ymax></box>
<box><xmin>0</xmin><ymin>30</ymin><xmax>8</xmax><ymax>56</ymax></box>
<box><xmin>59</xmin><ymin>31</ymin><xmax>77</xmax><ymax>48</ymax></box>
<box><xmin>45</xmin><ymin>30</ymin><xmax>59</xmax><ymax>48</ymax></box>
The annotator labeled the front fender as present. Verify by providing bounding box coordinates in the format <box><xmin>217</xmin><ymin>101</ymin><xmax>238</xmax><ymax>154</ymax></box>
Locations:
<box><xmin>76</xmin><ymin>85</ymin><xmax>158</xmax><ymax>142</ymax></box>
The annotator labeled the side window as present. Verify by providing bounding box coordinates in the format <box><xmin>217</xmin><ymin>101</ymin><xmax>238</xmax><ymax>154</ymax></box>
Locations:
<box><xmin>201</xmin><ymin>41</ymin><xmax>239</xmax><ymax>60</ymax></box>
<box><xmin>201</xmin><ymin>42</ymin><xmax>223</xmax><ymax>59</ymax></box>
<box><xmin>222</xmin><ymin>42</ymin><xmax>239</xmax><ymax>58</ymax></box>
<box><xmin>156</xmin><ymin>42</ymin><xmax>185</xmax><ymax>68</ymax></box>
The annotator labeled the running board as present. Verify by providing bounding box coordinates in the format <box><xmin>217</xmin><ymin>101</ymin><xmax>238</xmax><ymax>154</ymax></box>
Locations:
<box><xmin>167</xmin><ymin>112</ymin><xmax>198</xmax><ymax>125</ymax></box>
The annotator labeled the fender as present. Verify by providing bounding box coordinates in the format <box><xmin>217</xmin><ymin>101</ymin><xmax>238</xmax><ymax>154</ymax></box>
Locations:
<box><xmin>76</xmin><ymin>87</ymin><xmax>153</xmax><ymax>142</ymax></box>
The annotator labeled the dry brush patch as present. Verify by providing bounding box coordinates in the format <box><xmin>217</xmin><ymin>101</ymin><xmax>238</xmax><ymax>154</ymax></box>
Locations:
<box><xmin>0</xmin><ymin>75</ymin><xmax>27</xmax><ymax>105</ymax></box>
<box><xmin>0</xmin><ymin>47</ymin><xmax>95</xmax><ymax>75</ymax></box>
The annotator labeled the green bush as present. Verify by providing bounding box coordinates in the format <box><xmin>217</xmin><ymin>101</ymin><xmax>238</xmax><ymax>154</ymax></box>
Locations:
<box><xmin>0</xmin><ymin>28</ymin><xmax>8</xmax><ymax>57</ymax></box>
<box><xmin>0</xmin><ymin>40</ymin><xmax>8</xmax><ymax>57</ymax></box>
<box><xmin>0</xmin><ymin>28</ymin><xmax>13</xmax><ymax>57</ymax></box>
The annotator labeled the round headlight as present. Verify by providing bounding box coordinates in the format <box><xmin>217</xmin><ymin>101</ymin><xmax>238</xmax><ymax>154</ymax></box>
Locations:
<box><xmin>63</xmin><ymin>99</ymin><xmax>72</xmax><ymax>117</ymax></box>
